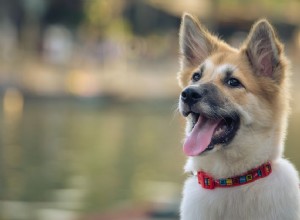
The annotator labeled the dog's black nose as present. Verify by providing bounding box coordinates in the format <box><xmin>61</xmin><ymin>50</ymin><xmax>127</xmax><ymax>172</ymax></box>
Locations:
<box><xmin>181</xmin><ymin>88</ymin><xmax>202</xmax><ymax>105</ymax></box>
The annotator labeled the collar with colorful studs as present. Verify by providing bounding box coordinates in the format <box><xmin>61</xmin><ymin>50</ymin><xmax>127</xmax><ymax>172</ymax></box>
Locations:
<box><xmin>195</xmin><ymin>162</ymin><xmax>272</xmax><ymax>190</ymax></box>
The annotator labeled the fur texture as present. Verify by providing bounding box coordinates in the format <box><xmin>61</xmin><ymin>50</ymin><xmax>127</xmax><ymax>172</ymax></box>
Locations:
<box><xmin>178</xmin><ymin>13</ymin><xmax>300</xmax><ymax>220</ymax></box>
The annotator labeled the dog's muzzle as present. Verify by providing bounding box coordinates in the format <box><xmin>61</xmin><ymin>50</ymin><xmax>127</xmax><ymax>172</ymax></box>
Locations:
<box><xmin>179</xmin><ymin>83</ymin><xmax>240</xmax><ymax>156</ymax></box>
<box><xmin>180</xmin><ymin>83</ymin><xmax>227</xmax><ymax>117</ymax></box>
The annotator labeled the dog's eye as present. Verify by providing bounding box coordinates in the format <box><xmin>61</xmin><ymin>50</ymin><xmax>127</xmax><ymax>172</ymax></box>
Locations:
<box><xmin>226</xmin><ymin>78</ymin><xmax>242</xmax><ymax>88</ymax></box>
<box><xmin>192</xmin><ymin>72</ymin><xmax>202</xmax><ymax>82</ymax></box>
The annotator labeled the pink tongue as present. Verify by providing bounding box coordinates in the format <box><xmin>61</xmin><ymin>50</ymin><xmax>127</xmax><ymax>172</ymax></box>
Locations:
<box><xmin>183</xmin><ymin>116</ymin><xmax>221</xmax><ymax>156</ymax></box>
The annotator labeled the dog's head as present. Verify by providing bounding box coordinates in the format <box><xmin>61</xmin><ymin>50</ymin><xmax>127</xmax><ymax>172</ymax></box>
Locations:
<box><xmin>178</xmin><ymin>14</ymin><xmax>289</xmax><ymax>160</ymax></box>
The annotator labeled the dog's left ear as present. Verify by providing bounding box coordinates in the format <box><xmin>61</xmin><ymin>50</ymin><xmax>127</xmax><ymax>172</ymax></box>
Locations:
<box><xmin>242</xmin><ymin>19</ymin><xmax>284</xmax><ymax>81</ymax></box>
<box><xmin>179</xmin><ymin>13</ymin><xmax>217</xmax><ymax>68</ymax></box>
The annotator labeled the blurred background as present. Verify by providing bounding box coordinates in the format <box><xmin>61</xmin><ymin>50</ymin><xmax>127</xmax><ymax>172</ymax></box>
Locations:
<box><xmin>0</xmin><ymin>0</ymin><xmax>299</xmax><ymax>219</ymax></box>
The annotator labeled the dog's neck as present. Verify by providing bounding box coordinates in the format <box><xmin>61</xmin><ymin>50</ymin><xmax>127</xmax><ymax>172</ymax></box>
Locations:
<box><xmin>184</xmin><ymin>121</ymin><xmax>285</xmax><ymax>179</ymax></box>
<box><xmin>184</xmin><ymin>136</ymin><xmax>282</xmax><ymax>179</ymax></box>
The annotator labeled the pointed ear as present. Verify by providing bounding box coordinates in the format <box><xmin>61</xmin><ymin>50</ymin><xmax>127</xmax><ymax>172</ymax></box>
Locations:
<box><xmin>179</xmin><ymin>13</ymin><xmax>217</xmax><ymax>68</ymax></box>
<box><xmin>243</xmin><ymin>19</ymin><xmax>283</xmax><ymax>79</ymax></box>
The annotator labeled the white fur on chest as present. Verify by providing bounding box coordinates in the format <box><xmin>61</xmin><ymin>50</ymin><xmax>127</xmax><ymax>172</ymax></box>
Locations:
<box><xmin>180</xmin><ymin>159</ymin><xmax>300</xmax><ymax>220</ymax></box>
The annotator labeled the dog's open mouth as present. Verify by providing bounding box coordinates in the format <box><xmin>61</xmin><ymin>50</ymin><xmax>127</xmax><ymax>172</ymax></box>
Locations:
<box><xmin>183</xmin><ymin>112</ymin><xmax>240</xmax><ymax>156</ymax></box>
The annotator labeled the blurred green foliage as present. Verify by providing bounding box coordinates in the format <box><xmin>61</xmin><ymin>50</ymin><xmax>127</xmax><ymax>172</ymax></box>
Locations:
<box><xmin>84</xmin><ymin>0</ymin><xmax>132</xmax><ymax>39</ymax></box>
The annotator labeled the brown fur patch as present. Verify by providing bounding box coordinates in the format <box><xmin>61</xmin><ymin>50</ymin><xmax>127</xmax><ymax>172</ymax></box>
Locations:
<box><xmin>178</xmin><ymin>16</ymin><xmax>289</xmax><ymax>123</ymax></box>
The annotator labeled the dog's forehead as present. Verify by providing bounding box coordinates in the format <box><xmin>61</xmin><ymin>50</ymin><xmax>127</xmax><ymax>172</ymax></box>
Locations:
<box><xmin>203</xmin><ymin>58</ymin><xmax>237</xmax><ymax>79</ymax></box>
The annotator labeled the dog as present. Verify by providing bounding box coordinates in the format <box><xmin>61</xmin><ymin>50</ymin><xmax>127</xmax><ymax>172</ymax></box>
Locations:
<box><xmin>177</xmin><ymin>13</ymin><xmax>300</xmax><ymax>220</ymax></box>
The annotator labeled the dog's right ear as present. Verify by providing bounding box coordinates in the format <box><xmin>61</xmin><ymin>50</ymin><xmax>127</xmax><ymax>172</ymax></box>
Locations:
<box><xmin>242</xmin><ymin>19</ymin><xmax>284</xmax><ymax>82</ymax></box>
<box><xmin>179</xmin><ymin>13</ymin><xmax>216</xmax><ymax>68</ymax></box>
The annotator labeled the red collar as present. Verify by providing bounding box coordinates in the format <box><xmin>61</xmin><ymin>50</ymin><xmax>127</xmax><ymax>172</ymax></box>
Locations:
<box><xmin>196</xmin><ymin>162</ymin><xmax>272</xmax><ymax>190</ymax></box>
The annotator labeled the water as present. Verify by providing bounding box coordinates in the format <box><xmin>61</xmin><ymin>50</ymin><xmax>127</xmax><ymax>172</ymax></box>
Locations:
<box><xmin>0</xmin><ymin>99</ymin><xmax>185</xmax><ymax>219</ymax></box>
<box><xmin>0</xmin><ymin>98</ymin><xmax>299</xmax><ymax>220</ymax></box>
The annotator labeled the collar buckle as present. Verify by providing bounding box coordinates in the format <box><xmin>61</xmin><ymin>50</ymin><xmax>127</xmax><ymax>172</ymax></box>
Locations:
<box><xmin>197</xmin><ymin>171</ymin><xmax>215</xmax><ymax>190</ymax></box>
<box><xmin>261</xmin><ymin>162</ymin><xmax>272</xmax><ymax>177</ymax></box>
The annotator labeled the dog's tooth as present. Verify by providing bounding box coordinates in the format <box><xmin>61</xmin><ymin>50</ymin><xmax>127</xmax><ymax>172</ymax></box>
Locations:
<box><xmin>215</xmin><ymin>127</ymin><xmax>224</xmax><ymax>136</ymax></box>
<box><xmin>213</xmin><ymin>121</ymin><xmax>231</xmax><ymax>138</ymax></box>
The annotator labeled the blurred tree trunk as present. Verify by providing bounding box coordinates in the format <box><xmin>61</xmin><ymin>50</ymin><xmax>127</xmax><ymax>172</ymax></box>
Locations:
<box><xmin>20</xmin><ymin>0</ymin><xmax>46</xmax><ymax>54</ymax></box>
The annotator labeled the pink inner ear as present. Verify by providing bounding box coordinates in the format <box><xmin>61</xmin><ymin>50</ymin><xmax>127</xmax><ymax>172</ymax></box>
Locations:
<box><xmin>260</xmin><ymin>53</ymin><xmax>273</xmax><ymax>77</ymax></box>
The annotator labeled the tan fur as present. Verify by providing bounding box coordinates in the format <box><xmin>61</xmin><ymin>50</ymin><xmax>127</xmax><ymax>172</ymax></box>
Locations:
<box><xmin>178</xmin><ymin>13</ymin><xmax>299</xmax><ymax>220</ymax></box>
<box><xmin>178</xmin><ymin>15</ymin><xmax>290</xmax><ymax>149</ymax></box>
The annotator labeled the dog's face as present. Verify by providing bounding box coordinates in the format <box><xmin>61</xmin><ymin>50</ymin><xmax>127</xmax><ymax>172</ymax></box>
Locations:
<box><xmin>178</xmin><ymin>14</ymin><xmax>289</xmax><ymax>158</ymax></box>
